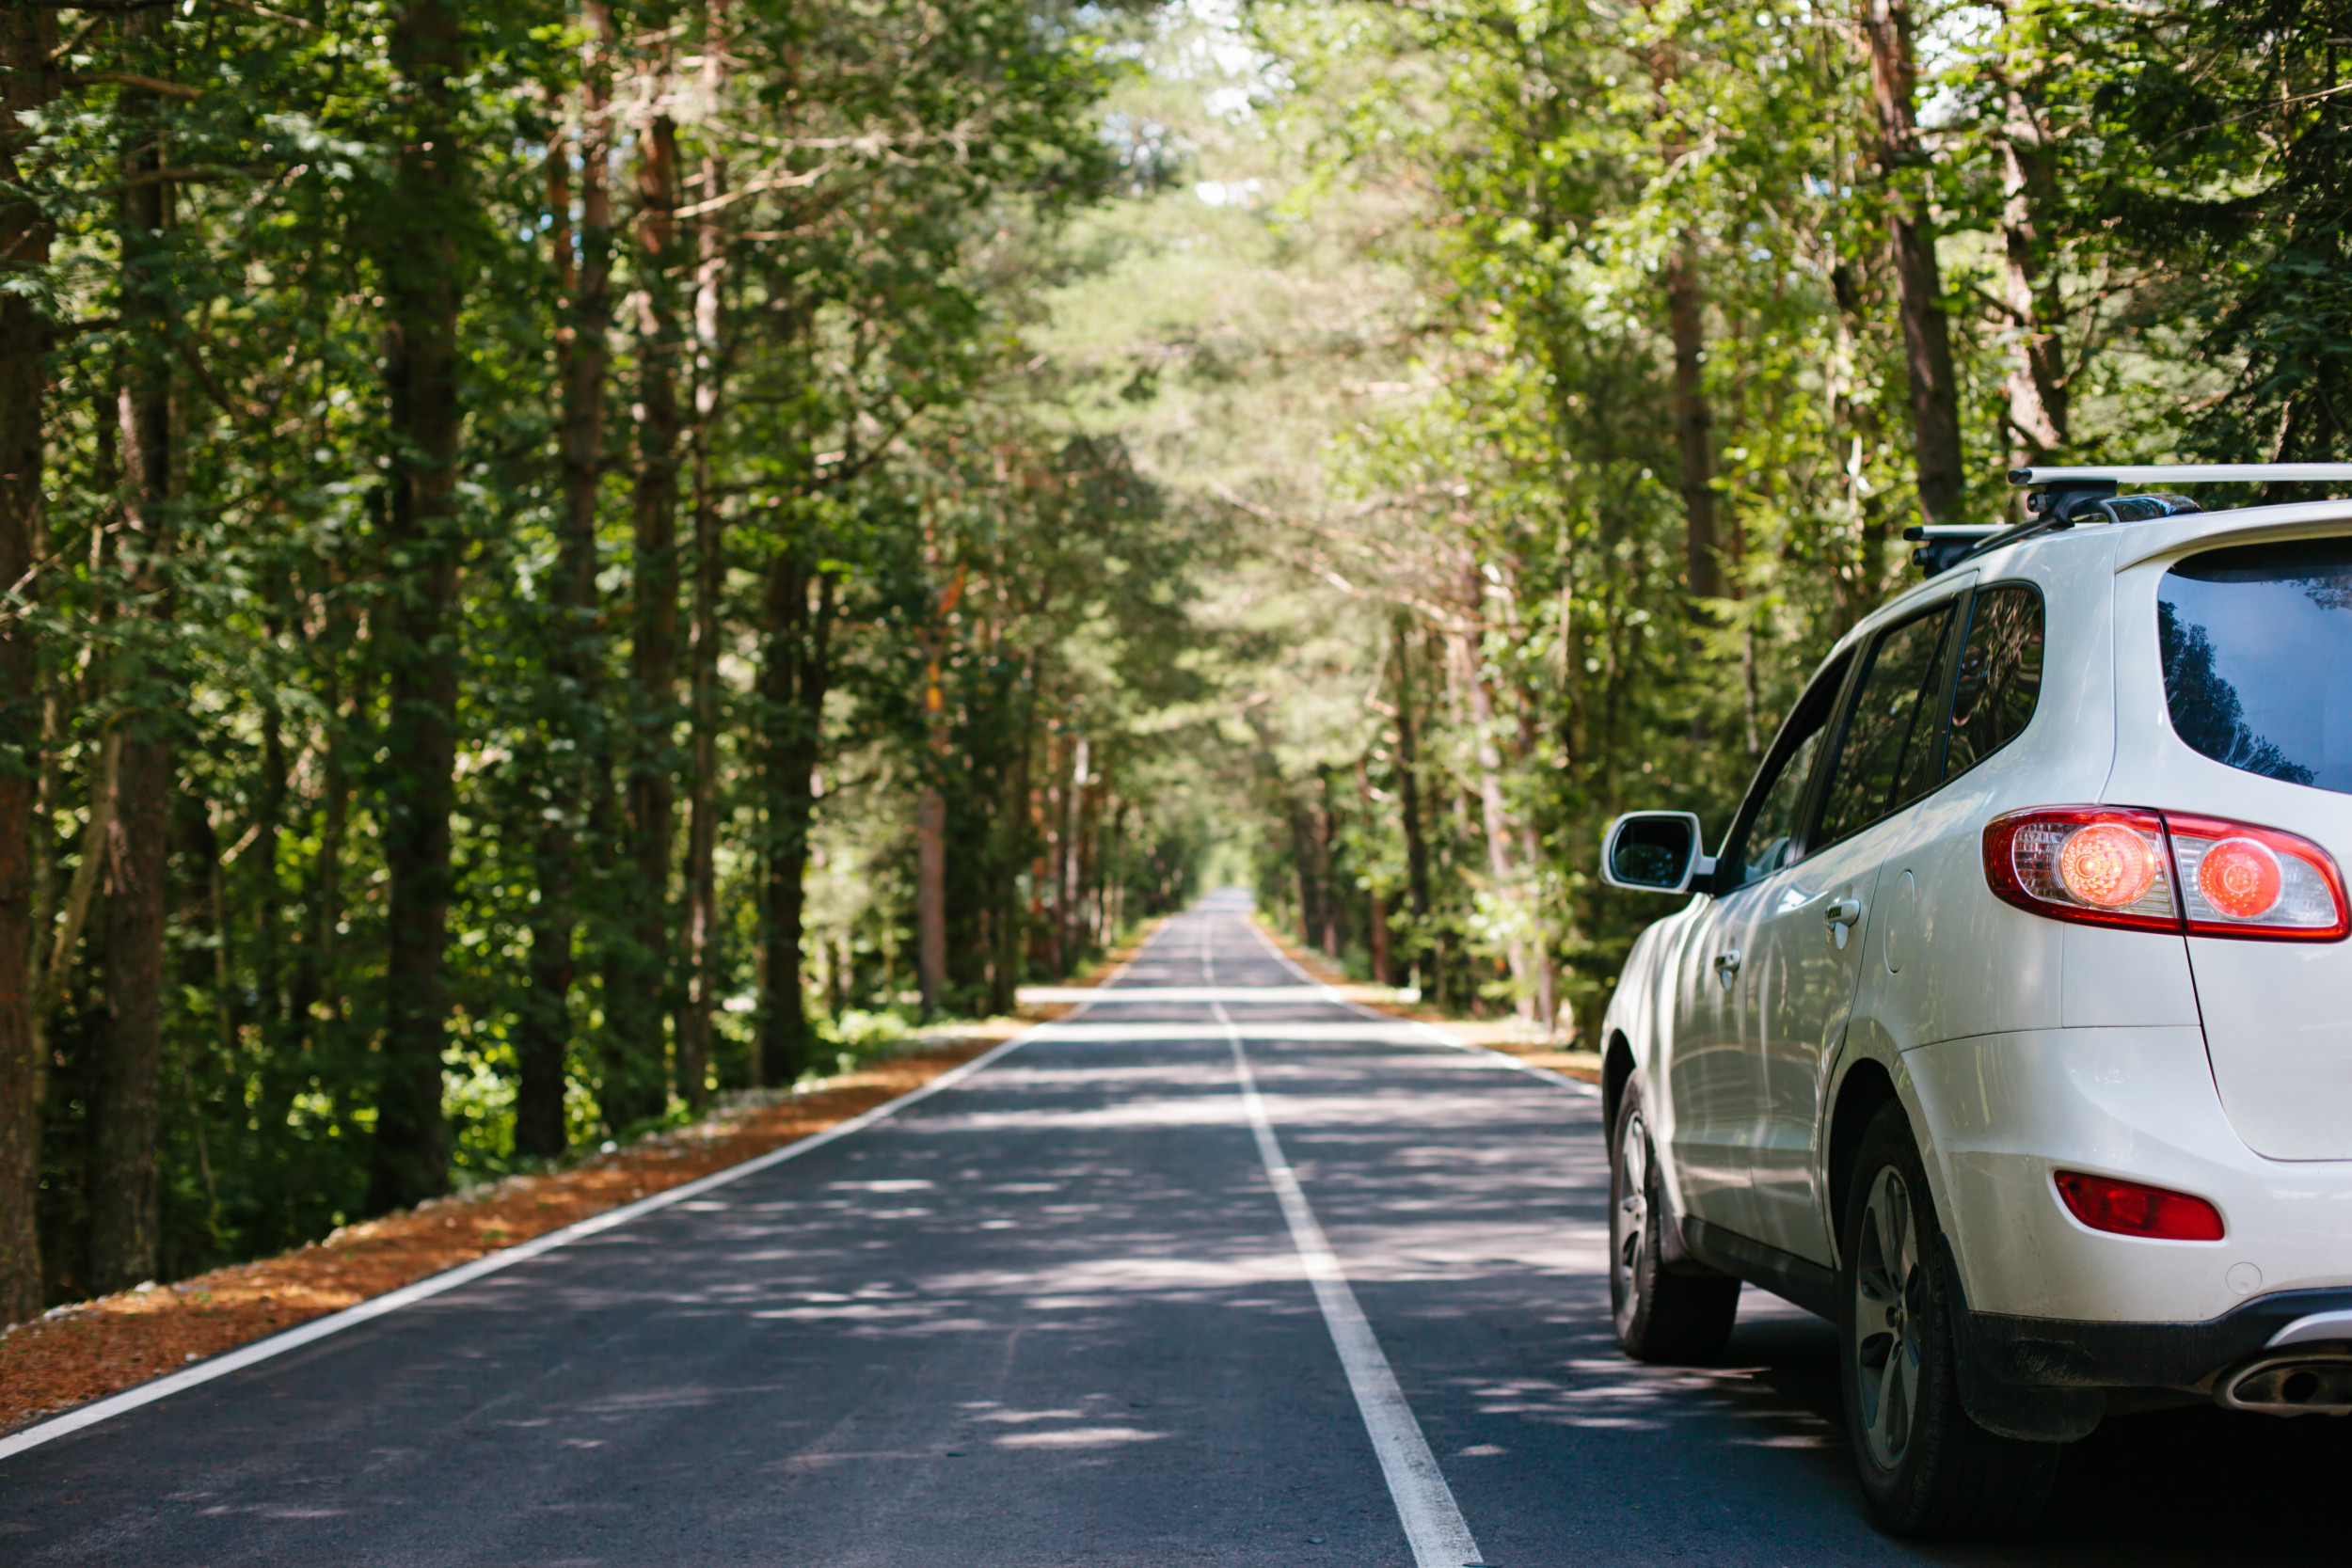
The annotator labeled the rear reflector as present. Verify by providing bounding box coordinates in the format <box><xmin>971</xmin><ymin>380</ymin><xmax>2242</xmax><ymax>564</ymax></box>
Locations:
<box><xmin>2054</xmin><ymin>1170</ymin><xmax>2225</xmax><ymax>1242</ymax></box>
<box><xmin>1984</xmin><ymin>806</ymin><xmax>2348</xmax><ymax>941</ymax></box>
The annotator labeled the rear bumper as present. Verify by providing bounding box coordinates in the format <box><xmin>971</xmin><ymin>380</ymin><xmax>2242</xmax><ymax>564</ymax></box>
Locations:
<box><xmin>1952</xmin><ymin>1276</ymin><xmax>2352</xmax><ymax>1441</ymax></box>
<box><xmin>1968</xmin><ymin>1286</ymin><xmax>2352</xmax><ymax>1390</ymax></box>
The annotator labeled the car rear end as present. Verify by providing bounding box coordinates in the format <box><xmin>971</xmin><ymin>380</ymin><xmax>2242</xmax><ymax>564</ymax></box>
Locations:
<box><xmin>1912</xmin><ymin>502</ymin><xmax>2352</xmax><ymax>1427</ymax></box>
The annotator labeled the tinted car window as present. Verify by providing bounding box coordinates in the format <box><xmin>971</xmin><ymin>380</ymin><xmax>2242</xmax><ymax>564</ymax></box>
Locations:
<box><xmin>2160</xmin><ymin>538</ymin><xmax>2352</xmax><ymax>792</ymax></box>
<box><xmin>1722</xmin><ymin>651</ymin><xmax>1851</xmax><ymax>888</ymax></box>
<box><xmin>1739</xmin><ymin>729</ymin><xmax>1825</xmax><ymax>885</ymax></box>
<box><xmin>1944</xmin><ymin>585</ymin><xmax>2044</xmax><ymax>779</ymax></box>
<box><xmin>1816</xmin><ymin>605</ymin><xmax>1957</xmax><ymax>847</ymax></box>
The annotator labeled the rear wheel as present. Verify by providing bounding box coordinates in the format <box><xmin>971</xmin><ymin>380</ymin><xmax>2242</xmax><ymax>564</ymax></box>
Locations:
<box><xmin>1839</xmin><ymin>1101</ymin><xmax>2060</xmax><ymax>1538</ymax></box>
<box><xmin>1610</xmin><ymin>1080</ymin><xmax>1739</xmax><ymax>1362</ymax></box>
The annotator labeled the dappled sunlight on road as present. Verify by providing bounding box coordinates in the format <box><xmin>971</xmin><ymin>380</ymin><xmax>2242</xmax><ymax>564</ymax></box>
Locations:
<box><xmin>23</xmin><ymin>903</ymin><xmax>2352</xmax><ymax>1567</ymax></box>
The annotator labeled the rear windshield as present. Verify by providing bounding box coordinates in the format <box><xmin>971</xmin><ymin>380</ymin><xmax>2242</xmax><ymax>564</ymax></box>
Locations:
<box><xmin>2160</xmin><ymin>537</ymin><xmax>2352</xmax><ymax>792</ymax></box>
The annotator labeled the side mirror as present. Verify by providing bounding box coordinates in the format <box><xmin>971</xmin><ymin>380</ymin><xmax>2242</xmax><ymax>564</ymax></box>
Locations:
<box><xmin>1601</xmin><ymin>811</ymin><xmax>1714</xmax><ymax>895</ymax></box>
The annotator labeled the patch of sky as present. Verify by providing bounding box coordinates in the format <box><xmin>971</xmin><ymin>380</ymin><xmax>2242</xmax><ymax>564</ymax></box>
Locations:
<box><xmin>1151</xmin><ymin>0</ymin><xmax>1288</xmax><ymax>117</ymax></box>
<box><xmin>1918</xmin><ymin>4</ymin><xmax>2003</xmax><ymax>129</ymax></box>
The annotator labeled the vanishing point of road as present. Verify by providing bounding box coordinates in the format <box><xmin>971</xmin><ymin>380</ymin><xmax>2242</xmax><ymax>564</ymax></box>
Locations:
<box><xmin>6</xmin><ymin>894</ymin><xmax>2349</xmax><ymax>1566</ymax></box>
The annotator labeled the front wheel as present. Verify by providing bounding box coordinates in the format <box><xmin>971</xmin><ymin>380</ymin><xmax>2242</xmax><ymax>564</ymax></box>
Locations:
<box><xmin>1839</xmin><ymin>1101</ymin><xmax>2060</xmax><ymax>1538</ymax></box>
<box><xmin>1610</xmin><ymin>1079</ymin><xmax>1739</xmax><ymax>1362</ymax></box>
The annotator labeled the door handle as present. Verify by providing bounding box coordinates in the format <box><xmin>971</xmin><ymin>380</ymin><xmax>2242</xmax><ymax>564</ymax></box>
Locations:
<box><xmin>1823</xmin><ymin>897</ymin><xmax>1864</xmax><ymax>927</ymax></box>
<box><xmin>1712</xmin><ymin>949</ymin><xmax>1742</xmax><ymax>989</ymax></box>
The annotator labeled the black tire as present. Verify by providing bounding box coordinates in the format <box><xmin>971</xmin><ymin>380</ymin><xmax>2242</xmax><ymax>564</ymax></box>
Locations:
<box><xmin>1839</xmin><ymin>1101</ymin><xmax>2060</xmax><ymax>1539</ymax></box>
<box><xmin>1610</xmin><ymin>1078</ymin><xmax>1740</xmax><ymax>1362</ymax></box>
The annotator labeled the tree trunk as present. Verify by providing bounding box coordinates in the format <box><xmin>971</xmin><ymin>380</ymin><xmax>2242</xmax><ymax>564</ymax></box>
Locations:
<box><xmin>1390</xmin><ymin>616</ymin><xmax>1434</xmax><ymax>992</ymax></box>
<box><xmin>294</xmin><ymin>641</ymin><xmax>354</xmax><ymax>1057</ymax></box>
<box><xmin>1997</xmin><ymin>82</ymin><xmax>2065</xmax><ymax>461</ymax></box>
<box><xmin>1061</xmin><ymin>735</ymin><xmax>1088</xmax><ymax>967</ymax></box>
<box><xmin>1862</xmin><ymin>0</ymin><xmax>1965</xmax><ymax>526</ymax></box>
<box><xmin>677</xmin><ymin>26</ymin><xmax>728</xmax><ymax>1109</ymax></box>
<box><xmin>1312</xmin><ymin>777</ymin><xmax>1339</xmax><ymax>958</ymax></box>
<box><xmin>1354</xmin><ymin>756</ymin><xmax>1391</xmax><ymax>986</ymax></box>
<box><xmin>252</xmin><ymin>672</ymin><xmax>288</xmax><ymax>1048</ymax></box>
<box><xmin>1647</xmin><ymin>41</ymin><xmax>1722</xmax><ymax>602</ymax></box>
<box><xmin>1289</xmin><ymin>802</ymin><xmax>1316</xmax><ymax>947</ymax></box>
<box><xmin>516</xmin><ymin>27</ymin><xmax>615</xmax><ymax>1162</ymax></box>
<box><xmin>1041</xmin><ymin>730</ymin><xmax>1065</xmax><ymax>975</ymax></box>
<box><xmin>0</xmin><ymin>0</ymin><xmax>55</xmax><ymax>1323</ymax></box>
<box><xmin>759</xmin><ymin>557</ymin><xmax>832</xmax><ymax>1086</ymax></box>
<box><xmin>914</xmin><ymin>568</ymin><xmax>959</xmax><ymax>1018</ymax></box>
<box><xmin>364</xmin><ymin>0</ymin><xmax>469</xmax><ymax>1215</ymax></box>
<box><xmin>92</xmin><ymin>27</ymin><xmax>177</xmax><ymax>1291</ymax></box>
<box><xmin>611</xmin><ymin>90</ymin><xmax>684</xmax><ymax>1125</ymax></box>
<box><xmin>915</xmin><ymin>783</ymin><xmax>946</xmax><ymax>1017</ymax></box>
<box><xmin>1664</xmin><ymin>245</ymin><xmax>1721</xmax><ymax>601</ymax></box>
<box><xmin>1449</xmin><ymin>627</ymin><xmax>1534</xmax><ymax>1017</ymax></box>
<box><xmin>988</xmin><ymin>673</ymin><xmax>1031</xmax><ymax>1015</ymax></box>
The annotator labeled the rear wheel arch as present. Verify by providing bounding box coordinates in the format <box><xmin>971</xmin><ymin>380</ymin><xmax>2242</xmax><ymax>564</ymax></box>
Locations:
<box><xmin>1828</xmin><ymin>1058</ymin><xmax>1902</xmax><ymax>1252</ymax></box>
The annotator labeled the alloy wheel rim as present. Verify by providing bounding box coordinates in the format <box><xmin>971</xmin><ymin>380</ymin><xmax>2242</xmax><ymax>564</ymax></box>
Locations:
<box><xmin>1853</xmin><ymin>1165</ymin><xmax>1922</xmax><ymax>1469</ymax></box>
<box><xmin>1615</xmin><ymin>1111</ymin><xmax>1649</xmax><ymax>1295</ymax></box>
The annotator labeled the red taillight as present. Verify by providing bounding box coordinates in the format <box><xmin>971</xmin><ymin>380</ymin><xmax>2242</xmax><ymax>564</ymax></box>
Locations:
<box><xmin>2054</xmin><ymin>1170</ymin><xmax>2225</xmax><ymax>1242</ymax></box>
<box><xmin>2196</xmin><ymin>837</ymin><xmax>2280</xmax><ymax>919</ymax></box>
<box><xmin>2164</xmin><ymin>812</ymin><xmax>2348</xmax><ymax>941</ymax></box>
<box><xmin>2058</xmin><ymin>821</ymin><xmax>2161</xmax><ymax>908</ymax></box>
<box><xmin>1984</xmin><ymin>807</ymin><xmax>2177</xmax><ymax>933</ymax></box>
<box><xmin>1984</xmin><ymin>806</ymin><xmax>2348</xmax><ymax>941</ymax></box>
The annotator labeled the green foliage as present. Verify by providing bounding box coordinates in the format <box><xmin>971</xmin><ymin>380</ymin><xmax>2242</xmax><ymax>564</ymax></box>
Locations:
<box><xmin>14</xmin><ymin>0</ymin><xmax>1213</xmax><ymax>1307</ymax></box>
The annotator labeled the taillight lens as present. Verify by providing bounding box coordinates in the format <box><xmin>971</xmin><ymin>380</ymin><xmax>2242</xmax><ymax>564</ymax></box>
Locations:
<box><xmin>1984</xmin><ymin>806</ymin><xmax>2348</xmax><ymax>941</ymax></box>
<box><xmin>1985</xmin><ymin>807</ymin><xmax>2177</xmax><ymax>933</ymax></box>
<box><xmin>2054</xmin><ymin>1170</ymin><xmax>2225</xmax><ymax>1242</ymax></box>
<box><xmin>2165</xmin><ymin>813</ymin><xmax>2348</xmax><ymax>940</ymax></box>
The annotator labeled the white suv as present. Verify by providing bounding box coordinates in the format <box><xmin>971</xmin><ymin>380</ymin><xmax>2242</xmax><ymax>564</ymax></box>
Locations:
<box><xmin>1597</xmin><ymin>465</ymin><xmax>2352</xmax><ymax>1538</ymax></box>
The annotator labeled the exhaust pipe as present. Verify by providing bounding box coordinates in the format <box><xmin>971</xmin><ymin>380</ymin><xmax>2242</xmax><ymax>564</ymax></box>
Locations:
<box><xmin>2219</xmin><ymin>1351</ymin><xmax>2352</xmax><ymax>1417</ymax></box>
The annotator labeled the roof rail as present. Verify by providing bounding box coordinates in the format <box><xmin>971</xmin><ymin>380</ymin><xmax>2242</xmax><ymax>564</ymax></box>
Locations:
<box><xmin>2010</xmin><ymin>465</ymin><xmax>2352</xmax><ymax>486</ymax></box>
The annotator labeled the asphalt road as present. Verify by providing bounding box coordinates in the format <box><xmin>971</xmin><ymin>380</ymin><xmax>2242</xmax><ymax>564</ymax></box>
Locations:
<box><xmin>7</xmin><ymin>892</ymin><xmax>2351</xmax><ymax>1566</ymax></box>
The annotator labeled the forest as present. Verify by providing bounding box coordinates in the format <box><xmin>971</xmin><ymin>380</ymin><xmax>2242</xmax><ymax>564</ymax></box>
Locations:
<box><xmin>0</xmin><ymin>0</ymin><xmax>2343</xmax><ymax>1323</ymax></box>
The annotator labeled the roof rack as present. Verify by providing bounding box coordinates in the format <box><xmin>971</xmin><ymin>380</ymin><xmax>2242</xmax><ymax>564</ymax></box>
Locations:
<box><xmin>2010</xmin><ymin>464</ymin><xmax>2352</xmax><ymax>536</ymax></box>
<box><xmin>1909</xmin><ymin>464</ymin><xmax>2352</xmax><ymax>576</ymax></box>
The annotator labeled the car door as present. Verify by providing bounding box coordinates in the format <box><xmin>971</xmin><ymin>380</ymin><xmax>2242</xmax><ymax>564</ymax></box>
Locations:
<box><xmin>1743</xmin><ymin>596</ymin><xmax>1966</xmax><ymax>1262</ymax></box>
<box><xmin>1663</xmin><ymin>650</ymin><xmax>1851</xmax><ymax>1237</ymax></box>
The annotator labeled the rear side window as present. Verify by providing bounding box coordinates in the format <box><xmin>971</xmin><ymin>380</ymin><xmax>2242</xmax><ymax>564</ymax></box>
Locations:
<box><xmin>1944</xmin><ymin>585</ymin><xmax>2044</xmax><ymax>779</ymax></box>
<box><xmin>2160</xmin><ymin>537</ymin><xmax>2352</xmax><ymax>792</ymax></box>
<box><xmin>1816</xmin><ymin>604</ymin><xmax>1957</xmax><ymax>847</ymax></box>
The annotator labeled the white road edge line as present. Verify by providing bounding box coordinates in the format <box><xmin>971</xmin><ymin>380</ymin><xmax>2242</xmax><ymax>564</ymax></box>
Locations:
<box><xmin>1240</xmin><ymin>916</ymin><xmax>1600</xmax><ymax>1099</ymax></box>
<box><xmin>1201</xmin><ymin>914</ymin><xmax>1485</xmax><ymax>1568</ymax></box>
<box><xmin>0</xmin><ymin>941</ymin><xmax>1154</xmax><ymax>1465</ymax></box>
